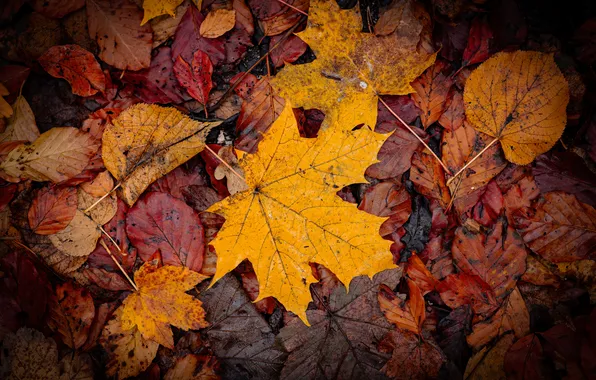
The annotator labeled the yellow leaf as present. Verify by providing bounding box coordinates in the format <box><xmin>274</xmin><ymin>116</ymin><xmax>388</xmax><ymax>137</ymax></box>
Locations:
<box><xmin>271</xmin><ymin>0</ymin><xmax>436</xmax><ymax>135</ymax></box>
<box><xmin>207</xmin><ymin>103</ymin><xmax>394</xmax><ymax>323</ymax></box>
<box><xmin>464</xmin><ymin>51</ymin><xmax>570</xmax><ymax>165</ymax></box>
<box><xmin>0</xmin><ymin>95</ymin><xmax>39</xmax><ymax>143</ymax></box>
<box><xmin>102</xmin><ymin>104</ymin><xmax>219</xmax><ymax>206</ymax></box>
<box><xmin>120</xmin><ymin>262</ymin><xmax>209</xmax><ymax>348</ymax></box>
<box><xmin>141</xmin><ymin>0</ymin><xmax>184</xmax><ymax>25</ymax></box>
<box><xmin>0</xmin><ymin>127</ymin><xmax>98</xmax><ymax>183</ymax></box>
<box><xmin>199</xmin><ymin>9</ymin><xmax>236</xmax><ymax>38</ymax></box>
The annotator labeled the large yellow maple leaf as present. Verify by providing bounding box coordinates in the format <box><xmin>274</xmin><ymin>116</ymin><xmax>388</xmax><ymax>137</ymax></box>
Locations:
<box><xmin>271</xmin><ymin>0</ymin><xmax>436</xmax><ymax>134</ymax></box>
<box><xmin>208</xmin><ymin>103</ymin><xmax>394</xmax><ymax>323</ymax></box>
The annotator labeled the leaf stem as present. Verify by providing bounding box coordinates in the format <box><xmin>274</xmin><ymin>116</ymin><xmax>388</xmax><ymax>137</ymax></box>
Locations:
<box><xmin>276</xmin><ymin>0</ymin><xmax>309</xmax><ymax>16</ymax></box>
<box><xmin>446</xmin><ymin>137</ymin><xmax>499</xmax><ymax>186</ymax></box>
<box><xmin>204</xmin><ymin>145</ymin><xmax>247</xmax><ymax>184</ymax></box>
<box><xmin>378</xmin><ymin>97</ymin><xmax>451</xmax><ymax>174</ymax></box>
<box><xmin>99</xmin><ymin>240</ymin><xmax>137</xmax><ymax>291</ymax></box>
<box><xmin>83</xmin><ymin>182</ymin><xmax>121</xmax><ymax>213</ymax></box>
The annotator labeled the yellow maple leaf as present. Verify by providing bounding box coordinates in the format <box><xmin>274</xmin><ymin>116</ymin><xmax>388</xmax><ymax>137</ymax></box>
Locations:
<box><xmin>102</xmin><ymin>104</ymin><xmax>219</xmax><ymax>206</ymax></box>
<box><xmin>141</xmin><ymin>0</ymin><xmax>184</xmax><ymax>25</ymax></box>
<box><xmin>119</xmin><ymin>262</ymin><xmax>209</xmax><ymax>348</ymax></box>
<box><xmin>271</xmin><ymin>0</ymin><xmax>436</xmax><ymax>134</ymax></box>
<box><xmin>207</xmin><ymin>103</ymin><xmax>394</xmax><ymax>323</ymax></box>
<box><xmin>464</xmin><ymin>51</ymin><xmax>569</xmax><ymax>165</ymax></box>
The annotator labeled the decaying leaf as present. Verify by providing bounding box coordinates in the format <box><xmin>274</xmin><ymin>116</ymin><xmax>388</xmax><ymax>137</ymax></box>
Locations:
<box><xmin>272</xmin><ymin>0</ymin><xmax>436</xmax><ymax>137</ymax></box>
<box><xmin>464</xmin><ymin>51</ymin><xmax>570</xmax><ymax>165</ymax></box>
<box><xmin>164</xmin><ymin>354</ymin><xmax>219</xmax><ymax>380</ymax></box>
<box><xmin>47</xmin><ymin>282</ymin><xmax>95</xmax><ymax>349</ymax></box>
<box><xmin>207</xmin><ymin>103</ymin><xmax>394</xmax><ymax>322</ymax></box>
<box><xmin>119</xmin><ymin>262</ymin><xmax>209</xmax><ymax>348</ymax></box>
<box><xmin>48</xmin><ymin>210</ymin><xmax>100</xmax><ymax>257</ymax></box>
<box><xmin>28</xmin><ymin>186</ymin><xmax>77</xmax><ymax>235</ymax></box>
<box><xmin>0</xmin><ymin>95</ymin><xmax>39</xmax><ymax>143</ymax></box>
<box><xmin>0</xmin><ymin>127</ymin><xmax>98</xmax><ymax>183</ymax></box>
<box><xmin>141</xmin><ymin>0</ymin><xmax>184</xmax><ymax>25</ymax></box>
<box><xmin>102</xmin><ymin>103</ymin><xmax>218</xmax><ymax>206</ymax></box>
<box><xmin>0</xmin><ymin>327</ymin><xmax>59</xmax><ymax>380</ymax></box>
<box><xmin>199</xmin><ymin>9</ymin><xmax>236</xmax><ymax>38</ymax></box>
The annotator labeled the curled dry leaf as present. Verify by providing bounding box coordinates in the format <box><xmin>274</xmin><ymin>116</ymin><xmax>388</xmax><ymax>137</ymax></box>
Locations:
<box><xmin>0</xmin><ymin>127</ymin><xmax>98</xmax><ymax>183</ymax></box>
<box><xmin>0</xmin><ymin>328</ymin><xmax>59</xmax><ymax>379</ymax></box>
<box><xmin>200</xmin><ymin>9</ymin><xmax>236</xmax><ymax>38</ymax></box>
<box><xmin>464</xmin><ymin>51</ymin><xmax>570</xmax><ymax>165</ymax></box>
<box><xmin>207</xmin><ymin>104</ymin><xmax>394</xmax><ymax>322</ymax></box>
<box><xmin>100</xmin><ymin>308</ymin><xmax>159</xmax><ymax>380</ymax></box>
<box><xmin>86</xmin><ymin>0</ymin><xmax>153</xmax><ymax>71</ymax></box>
<box><xmin>126</xmin><ymin>191</ymin><xmax>205</xmax><ymax>271</ymax></box>
<box><xmin>0</xmin><ymin>95</ymin><xmax>39</xmax><ymax>143</ymax></box>
<box><xmin>28</xmin><ymin>186</ymin><xmax>77</xmax><ymax>235</ymax></box>
<box><xmin>411</xmin><ymin>59</ymin><xmax>454</xmax><ymax>128</ymax></box>
<box><xmin>514</xmin><ymin>192</ymin><xmax>596</xmax><ymax>262</ymax></box>
<box><xmin>119</xmin><ymin>262</ymin><xmax>209</xmax><ymax>348</ymax></box>
<box><xmin>47</xmin><ymin>282</ymin><xmax>95</xmax><ymax>349</ymax></box>
<box><xmin>102</xmin><ymin>103</ymin><xmax>219</xmax><ymax>206</ymax></box>
<box><xmin>173</xmin><ymin>50</ymin><xmax>213</xmax><ymax>109</ymax></box>
<box><xmin>38</xmin><ymin>45</ymin><xmax>105</xmax><ymax>97</ymax></box>
<box><xmin>378</xmin><ymin>280</ymin><xmax>425</xmax><ymax>335</ymax></box>
<box><xmin>49</xmin><ymin>210</ymin><xmax>100</xmax><ymax>257</ymax></box>
<box><xmin>141</xmin><ymin>0</ymin><xmax>184</xmax><ymax>25</ymax></box>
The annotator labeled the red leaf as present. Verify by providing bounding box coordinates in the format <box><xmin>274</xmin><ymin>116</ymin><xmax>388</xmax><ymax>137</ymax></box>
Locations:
<box><xmin>173</xmin><ymin>50</ymin><xmax>213</xmax><ymax>107</ymax></box>
<box><xmin>84</xmin><ymin>268</ymin><xmax>134</xmax><ymax>291</ymax></box>
<box><xmin>462</xmin><ymin>16</ymin><xmax>493</xmax><ymax>67</ymax></box>
<box><xmin>270</xmin><ymin>34</ymin><xmax>307</xmax><ymax>68</ymax></box>
<box><xmin>148</xmin><ymin>161</ymin><xmax>209</xmax><ymax>201</ymax></box>
<box><xmin>472</xmin><ymin>181</ymin><xmax>504</xmax><ymax>227</ymax></box>
<box><xmin>38</xmin><ymin>45</ymin><xmax>105</xmax><ymax>97</ymax></box>
<box><xmin>247</xmin><ymin>0</ymin><xmax>307</xmax><ymax>36</ymax></box>
<box><xmin>28</xmin><ymin>186</ymin><xmax>77</xmax><ymax>235</ymax></box>
<box><xmin>437</xmin><ymin>273</ymin><xmax>499</xmax><ymax>317</ymax></box>
<box><xmin>126</xmin><ymin>192</ymin><xmax>205</xmax><ymax>271</ymax></box>
<box><xmin>47</xmin><ymin>282</ymin><xmax>95</xmax><ymax>349</ymax></box>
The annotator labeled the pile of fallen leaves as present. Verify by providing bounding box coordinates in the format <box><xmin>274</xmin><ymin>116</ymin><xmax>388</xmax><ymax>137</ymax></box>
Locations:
<box><xmin>0</xmin><ymin>0</ymin><xmax>595</xmax><ymax>379</ymax></box>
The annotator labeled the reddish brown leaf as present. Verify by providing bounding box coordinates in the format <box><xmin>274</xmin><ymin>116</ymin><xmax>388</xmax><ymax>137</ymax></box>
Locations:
<box><xmin>452</xmin><ymin>218</ymin><xmax>526</xmax><ymax>300</ymax></box>
<box><xmin>472</xmin><ymin>181</ymin><xmax>504</xmax><ymax>227</ymax></box>
<box><xmin>411</xmin><ymin>148</ymin><xmax>451</xmax><ymax>209</ymax></box>
<box><xmin>378</xmin><ymin>280</ymin><xmax>425</xmax><ymax>335</ymax></box>
<box><xmin>504</xmin><ymin>334</ymin><xmax>550</xmax><ymax>380</ymax></box>
<box><xmin>84</xmin><ymin>268</ymin><xmax>134</xmax><ymax>291</ymax></box>
<box><xmin>359</xmin><ymin>181</ymin><xmax>412</xmax><ymax>240</ymax></box>
<box><xmin>438</xmin><ymin>89</ymin><xmax>465</xmax><ymax>131</ymax></box>
<box><xmin>375</xmin><ymin>95</ymin><xmax>420</xmax><ymax>133</ymax></box>
<box><xmin>411</xmin><ymin>59</ymin><xmax>454</xmax><ymax>128</ymax></box>
<box><xmin>31</xmin><ymin>0</ymin><xmax>85</xmax><ymax>18</ymax></box>
<box><xmin>521</xmin><ymin>255</ymin><xmax>560</xmax><ymax>286</ymax></box>
<box><xmin>514</xmin><ymin>192</ymin><xmax>596</xmax><ymax>262</ymax></box>
<box><xmin>149</xmin><ymin>160</ymin><xmax>209</xmax><ymax>201</ymax></box>
<box><xmin>47</xmin><ymin>282</ymin><xmax>95</xmax><ymax>349</ymax></box>
<box><xmin>126</xmin><ymin>191</ymin><xmax>205</xmax><ymax>271</ymax></box>
<box><xmin>503</xmin><ymin>175</ymin><xmax>539</xmax><ymax>221</ymax></box>
<box><xmin>28</xmin><ymin>186</ymin><xmax>77</xmax><ymax>235</ymax></box>
<box><xmin>366</xmin><ymin>125</ymin><xmax>421</xmax><ymax>180</ymax></box>
<box><xmin>437</xmin><ymin>273</ymin><xmax>499</xmax><ymax>317</ymax></box>
<box><xmin>462</xmin><ymin>16</ymin><xmax>493</xmax><ymax>67</ymax></box>
<box><xmin>293</xmin><ymin>107</ymin><xmax>324</xmax><ymax>138</ymax></box>
<box><xmin>0</xmin><ymin>65</ymin><xmax>30</xmax><ymax>104</ymax></box>
<box><xmin>173</xmin><ymin>50</ymin><xmax>213</xmax><ymax>108</ymax></box>
<box><xmin>235</xmin><ymin>78</ymin><xmax>285</xmax><ymax>152</ymax></box>
<box><xmin>270</xmin><ymin>34</ymin><xmax>308</xmax><ymax>68</ymax></box>
<box><xmin>248</xmin><ymin>0</ymin><xmax>307</xmax><ymax>36</ymax></box>
<box><xmin>406</xmin><ymin>252</ymin><xmax>437</xmax><ymax>295</ymax></box>
<box><xmin>238</xmin><ymin>268</ymin><xmax>277</xmax><ymax>314</ymax></box>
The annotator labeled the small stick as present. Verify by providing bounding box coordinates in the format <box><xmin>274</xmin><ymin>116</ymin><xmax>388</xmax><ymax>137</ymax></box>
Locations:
<box><xmin>84</xmin><ymin>182</ymin><xmax>121</xmax><ymax>213</ymax></box>
<box><xmin>98</xmin><ymin>224</ymin><xmax>127</xmax><ymax>256</ymax></box>
<box><xmin>277</xmin><ymin>0</ymin><xmax>308</xmax><ymax>16</ymax></box>
<box><xmin>204</xmin><ymin>145</ymin><xmax>247</xmax><ymax>184</ymax></box>
<box><xmin>378</xmin><ymin>97</ymin><xmax>451</xmax><ymax>174</ymax></box>
<box><xmin>446</xmin><ymin>137</ymin><xmax>499</xmax><ymax>186</ymax></box>
<box><xmin>445</xmin><ymin>177</ymin><xmax>462</xmax><ymax>212</ymax></box>
<box><xmin>100</xmin><ymin>240</ymin><xmax>137</xmax><ymax>291</ymax></box>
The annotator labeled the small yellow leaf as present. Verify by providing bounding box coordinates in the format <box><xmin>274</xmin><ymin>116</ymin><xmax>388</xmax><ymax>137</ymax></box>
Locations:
<box><xmin>102</xmin><ymin>104</ymin><xmax>219</xmax><ymax>206</ymax></box>
<box><xmin>199</xmin><ymin>9</ymin><xmax>236</xmax><ymax>38</ymax></box>
<box><xmin>120</xmin><ymin>262</ymin><xmax>209</xmax><ymax>348</ymax></box>
<box><xmin>208</xmin><ymin>103</ymin><xmax>394</xmax><ymax>323</ymax></box>
<box><xmin>464</xmin><ymin>51</ymin><xmax>570</xmax><ymax>165</ymax></box>
<box><xmin>141</xmin><ymin>0</ymin><xmax>184</xmax><ymax>25</ymax></box>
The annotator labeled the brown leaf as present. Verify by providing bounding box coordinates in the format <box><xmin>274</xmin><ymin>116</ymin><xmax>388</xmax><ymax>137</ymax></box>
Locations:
<box><xmin>378</xmin><ymin>279</ymin><xmax>425</xmax><ymax>335</ymax></box>
<box><xmin>437</xmin><ymin>273</ymin><xmax>499</xmax><ymax>317</ymax></box>
<box><xmin>30</xmin><ymin>0</ymin><xmax>85</xmax><ymax>18</ymax></box>
<box><xmin>366</xmin><ymin>125</ymin><xmax>421</xmax><ymax>180</ymax></box>
<box><xmin>358</xmin><ymin>181</ymin><xmax>412</xmax><ymax>239</ymax></box>
<box><xmin>77</xmin><ymin>188</ymin><xmax>117</xmax><ymax>225</ymax></box>
<box><xmin>28</xmin><ymin>186</ymin><xmax>77</xmax><ymax>235</ymax></box>
<box><xmin>49</xmin><ymin>210</ymin><xmax>101</xmax><ymax>257</ymax></box>
<box><xmin>405</xmin><ymin>252</ymin><xmax>437</xmax><ymax>295</ymax></box>
<box><xmin>47</xmin><ymin>282</ymin><xmax>95</xmax><ymax>349</ymax></box>
<box><xmin>521</xmin><ymin>255</ymin><xmax>560</xmax><ymax>286</ymax></box>
<box><xmin>504</xmin><ymin>334</ymin><xmax>550</xmax><ymax>380</ymax></box>
<box><xmin>58</xmin><ymin>353</ymin><xmax>94</xmax><ymax>380</ymax></box>
<box><xmin>514</xmin><ymin>192</ymin><xmax>596</xmax><ymax>262</ymax></box>
<box><xmin>270</xmin><ymin>34</ymin><xmax>308</xmax><ymax>68</ymax></box>
<box><xmin>0</xmin><ymin>95</ymin><xmax>39</xmax><ymax>143</ymax></box>
<box><xmin>464</xmin><ymin>334</ymin><xmax>513</xmax><ymax>380</ymax></box>
<box><xmin>200</xmin><ymin>9</ymin><xmax>236</xmax><ymax>38</ymax></box>
<box><xmin>0</xmin><ymin>327</ymin><xmax>59</xmax><ymax>379</ymax></box>
<box><xmin>411</xmin><ymin>148</ymin><xmax>451</xmax><ymax>209</ymax></box>
<box><xmin>80</xmin><ymin>170</ymin><xmax>113</xmax><ymax>197</ymax></box>
<box><xmin>83</xmin><ymin>268</ymin><xmax>134</xmax><ymax>291</ymax></box>
<box><xmin>248</xmin><ymin>0</ymin><xmax>307</xmax><ymax>36</ymax></box>
<box><xmin>411</xmin><ymin>59</ymin><xmax>454</xmax><ymax>128</ymax></box>
<box><xmin>164</xmin><ymin>354</ymin><xmax>220</xmax><ymax>380</ymax></box>
<box><xmin>438</xmin><ymin>89</ymin><xmax>465</xmax><ymax>131</ymax></box>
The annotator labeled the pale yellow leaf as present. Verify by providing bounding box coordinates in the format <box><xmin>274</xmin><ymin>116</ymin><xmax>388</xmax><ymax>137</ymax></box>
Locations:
<box><xmin>49</xmin><ymin>210</ymin><xmax>100</xmax><ymax>257</ymax></box>
<box><xmin>199</xmin><ymin>9</ymin><xmax>236</xmax><ymax>38</ymax></box>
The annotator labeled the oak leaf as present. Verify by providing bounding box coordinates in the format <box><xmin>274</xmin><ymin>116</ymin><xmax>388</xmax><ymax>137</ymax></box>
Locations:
<box><xmin>102</xmin><ymin>103</ymin><xmax>218</xmax><ymax>206</ymax></box>
<box><xmin>0</xmin><ymin>95</ymin><xmax>39</xmax><ymax>143</ymax></box>
<box><xmin>200</xmin><ymin>9</ymin><xmax>236</xmax><ymax>38</ymax></box>
<box><xmin>141</xmin><ymin>0</ymin><xmax>184</xmax><ymax>25</ymax></box>
<box><xmin>47</xmin><ymin>282</ymin><xmax>95</xmax><ymax>349</ymax></box>
<box><xmin>272</xmin><ymin>0</ymin><xmax>436</xmax><ymax>136</ymax></box>
<box><xmin>118</xmin><ymin>262</ymin><xmax>209</xmax><ymax>348</ymax></box>
<box><xmin>28</xmin><ymin>186</ymin><xmax>77</xmax><ymax>235</ymax></box>
<box><xmin>207</xmin><ymin>103</ymin><xmax>394</xmax><ymax>322</ymax></box>
<box><xmin>464</xmin><ymin>51</ymin><xmax>570</xmax><ymax>165</ymax></box>
<box><xmin>38</xmin><ymin>45</ymin><xmax>105</xmax><ymax>97</ymax></box>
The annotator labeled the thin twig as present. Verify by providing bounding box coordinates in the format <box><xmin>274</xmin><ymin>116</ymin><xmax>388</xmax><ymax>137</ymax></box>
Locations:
<box><xmin>98</xmin><ymin>224</ymin><xmax>127</xmax><ymax>256</ymax></box>
<box><xmin>446</xmin><ymin>137</ymin><xmax>499</xmax><ymax>186</ymax></box>
<box><xmin>445</xmin><ymin>176</ymin><xmax>462</xmax><ymax>212</ymax></box>
<box><xmin>84</xmin><ymin>183</ymin><xmax>121</xmax><ymax>213</ymax></box>
<box><xmin>100</xmin><ymin>240</ymin><xmax>137</xmax><ymax>291</ymax></box>
<box><xmin>277</xmin><ymin>0</ymin><xmax>309</xmax><ymax>16</ymax></box>
<box><xmin>204</xmin><ymin>145</ymin><xmax>247</xmax><ymax>184</ymax></box>
<box><xmin>378</xmin><ymin>97</ymin><xmax>451</xmax><ymax>174</ymax></box>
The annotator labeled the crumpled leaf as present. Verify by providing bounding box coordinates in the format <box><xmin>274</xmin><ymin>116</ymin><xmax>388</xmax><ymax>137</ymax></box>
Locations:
<box><xmin>200</xmin><ymin>9</ymin><xmax>236</xmax><ymax>38</ymax></box>
<box><xmin>207</xmin><ymin>103</ymin><xmax>394</xmax><ymax>322</ymax></box>
<box><xmin>47</xmin><ymin>282</ymin><xmax>95</xmax><ymax>349</ymax></box>
<box><xmin>0</xmin><ymin>127</ymin><xmax>98</xmax><ymax>183</ymax></box>
<box><xmin>102</xmin><ymin>103</ymin><xmax>218</xmax><ymax>206</ymax></box>
<box><xmin>28</xmin><ymin>186</ymin><xmax>77</xmax><ymax>235</ymax></box>
<box><xmin>100</xmin><ymin>308</ymin><xmax>159</xmax><ymax>379</ymax></box>
<box><xmin>464</xmin><ymin>51</ymin><xmax>570</xmax><ymax>165</ymax></box>
<box><xmin>0</xmin><ymin>327</ymin><xmax>59</xmax><ymax>380</ymax></box>
<box><xmin>272</xmin><ymin>0</ymin><xmax>436</xmax><ymax>136</ymax></box>
<box><xmin>38</xmin><ymin>45</ymin><xmax>105</xmax><ymax>97</ymax></box>
<box><xmin>86</xmin><ymin>0</ymin><xmax>152</xmax><ymax>71</ymax></box>
<box><xmin>0</xmin><ymin>95</ymin><xmax>39</xmax><ymax>143</ymax></box>
<box><xmin>141</xmin><ymin>0</ymin><xmax>184</xmax><ymax>25</ymax></box>
<box><xmin>119</xmin><ymin>262</ymin><xmax>209</xmax><ymax>348</ymax></box>
<box><xmin>200</xmin><ymin>273</ymin><xmax>286</xmax><ymax>379</ymax></box>
<box><xmin>126</xmin><ymin>191</ymin><xmax>205</xmax><ymax>271</ymax></box>
<box><xmin>277</xmin><ymin>268</ymin><xmax>401</xmax><ymax>380</ymax></box>
<box><xmin>514</xmin><ymin>192</ymin><xmax>596</xmax><ymax>262</ymax></box>
<box><xmin>173</xmin><ymin>50</ymin><xmax>213</xmax><ymax>109</ymax></box>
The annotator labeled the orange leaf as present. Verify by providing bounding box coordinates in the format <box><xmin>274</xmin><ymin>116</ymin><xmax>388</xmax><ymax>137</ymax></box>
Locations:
<box><xmin>437</xmin><ymin>273</ymin><xmax>499</xmax><ymax>317</ymax></box>
<box><xmin>199</xmin><ymin>9</ymin><xmax>236</xmax><ymax>38</ymax></box>
<box><xmin>378</xmin><ymin>280</ymin><xmax>425</xmax><ymax>335</ymax></box>
<box><xmin>410</xmin><ymin>149</ymin><xmax>451</xmax><ymax>209</ymax></box>
<box><xmin>406</xmin><ymin>253</ymin><xmax>437</xmax><ymax>295</ymax></box>
<box><xmin>411</xmin><ymin>59</ymin><xmax>454</xmax><ymax>128</ymax></box>
<box><xmin>28</xmin><ymin>186</ymin><xmax>77</xmax><ymax>235</ymax></box>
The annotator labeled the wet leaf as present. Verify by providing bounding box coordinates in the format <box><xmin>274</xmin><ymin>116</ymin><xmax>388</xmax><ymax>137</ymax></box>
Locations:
<box><xmin>200</xmin><ymin>9</ymin><xmax>236</xmax><ymax>38</ymax></box>
<box><xmin>47</xmin><ymin>282</ymin><xmax>95</xmax><ymax>349</ymax></box>
<box><xmin>270</xmin><ymin>34</ymin><xmax>308</xmax><ymax>68</ymax></box>
<box><xmin>28</xmin><ymin>186</ymin><xmax>77</xmax><ymax>235</ymax></box>
<box><xmin>38</xmin><ymin>45</ymin><xmax>105</xmax><ymax>97</ymax></box>
<box><xmin>464</xmin><ymin>51</ymin><xmax>570</xmax><ymax>165</ymax></box>
<box><xmin>207</xmin><ymin>103</ymin><xmax>394</xmax><ymax>322</ymax></box>
<box><xmin>102</xmin><ymin>103</ymin><xmax>218</xmax><ymax>206</ymax></box>
<box><xmin>173</xmin><ymin>50</ymin><xmax>213</xmax><ymax>109</ymax></box>
<box><xmin>464</xmin><ymin>334</ymin><xmax>513</xmax><ymax>380</ymax></box>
